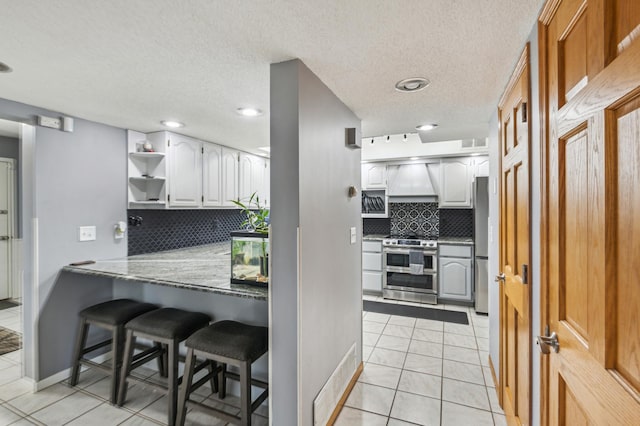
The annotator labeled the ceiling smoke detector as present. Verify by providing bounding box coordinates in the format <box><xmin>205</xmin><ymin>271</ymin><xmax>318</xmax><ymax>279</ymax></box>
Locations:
<box><xmin>0</xmin><ymin>62</ymin><xmax>13</xmax><ymax>73</ymax></box>
<box><xmin>395</xmin><ymin>77</ymin><xmax>430</xmax><ymax>93</ymax></box>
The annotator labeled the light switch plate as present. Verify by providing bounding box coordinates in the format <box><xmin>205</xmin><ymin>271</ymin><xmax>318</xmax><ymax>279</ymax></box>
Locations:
<box><xmin>78</xmin><ymin>226</ymin><xmax>96</xmax><ymax>241</ymax></box>
<box><xmin>350</xmin><ymin>227</ymin><xmax>356</xmax><ymax>244</ymax></box>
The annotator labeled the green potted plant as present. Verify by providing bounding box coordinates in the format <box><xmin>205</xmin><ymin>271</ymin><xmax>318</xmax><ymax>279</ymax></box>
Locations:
<box><xmin>230</xmin><ymin>193</ymin><xmax>270</xmax><ymax>285</ymax></box>
<box><xmin>230</xmin><ymin>192</ymin><xmax>269</xmax><ymax>234</ymax></box>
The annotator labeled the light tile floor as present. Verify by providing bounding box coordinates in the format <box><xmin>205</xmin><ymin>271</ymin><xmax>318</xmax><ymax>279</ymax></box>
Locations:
<box><xmin>334</xmin><ymin>295</ymin><xmax>503</xmax><ymax>426</ymax></box>
<box><xmin>0</xmin><ymin>297</ymin><xmax>500</xmax><ymax>425</ymax></box>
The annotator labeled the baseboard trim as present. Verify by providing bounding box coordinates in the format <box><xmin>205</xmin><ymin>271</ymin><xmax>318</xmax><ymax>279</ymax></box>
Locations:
<box><xmin>488</xmin><ymin>354</ymin><xmax>499</xmax><ymax>390</ymax></box>
<box><xmin>327</xmin><ymin>361</ymin><xmax>363</xmax><ymax>426</ymax></box>
<box><xmin>35</xmin><ymin>352</ymin><xmax>112</xmax><ymax>391</ymax></box>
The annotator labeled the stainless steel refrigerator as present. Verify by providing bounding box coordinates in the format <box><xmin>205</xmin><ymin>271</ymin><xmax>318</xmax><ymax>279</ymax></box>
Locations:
<box><xmin>474</xmin><ymin>177</ymin><xmax>489</xmax><ymax>314</ymax></box>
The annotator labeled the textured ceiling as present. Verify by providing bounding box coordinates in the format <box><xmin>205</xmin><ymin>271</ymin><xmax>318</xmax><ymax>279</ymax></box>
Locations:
<box><xmin>0</xmin><ymin>0</ymin><xmax>544</xmax><ymax>154</ymax></box>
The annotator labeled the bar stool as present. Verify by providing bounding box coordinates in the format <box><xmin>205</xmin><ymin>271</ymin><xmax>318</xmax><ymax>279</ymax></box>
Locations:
<box><xmin>70</xmin><ymin>299</ymin><xmax>158</xmax><ymax>404</ymax></box>
<box><xmin>177</xmin><ymin>320</ymin><xmax>268</xmax><ymax>426</ymax></box>
<box><xmin>117</xmin><ymin>307</ymin><xmax>212</xmax><ymax>426</ymax></box>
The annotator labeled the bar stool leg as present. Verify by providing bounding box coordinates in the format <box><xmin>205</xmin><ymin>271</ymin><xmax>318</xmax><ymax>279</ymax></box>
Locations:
<box><xmin>69</xmin><ymin>319</ymin><xmax>89</xmax><ymax>386</ymax></box>
<box><xmin>218</xmin><ymin>363</ymin><xmax>227</xmax><ymax>399</ymax></box>
<box><xmin>117</xmin><ymin>329</ymin><xmax>136</xmax><ymax>406</ymax></box>
<box><xmin>109</xmin><ymin>326</ymin><xmax>122</xmax><ymax>404</ymax></box>
<box><xmin>176</xmin><ymin>348</ymin><xmax>196</xmax><ymax>426</ymax></box>
<box><xmin>240</xmin><ymin>360</ymin><xmax>252</xmax><ymax>426</ymax></box>
<box><xmin>167</xmin><ymin>340</ymin><xmax>179</xmax><ymax>426</ymax></box>
<box><xmin>207</xmin><ymin>360</ymin><xmax>219</xmax><ymax>393</ymax></box>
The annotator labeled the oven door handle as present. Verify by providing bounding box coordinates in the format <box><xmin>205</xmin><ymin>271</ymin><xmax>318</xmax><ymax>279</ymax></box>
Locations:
<box><xmin>383</xmin><ymin>248</ymin><xmax>437</xmax><ymax>256</ymax></box>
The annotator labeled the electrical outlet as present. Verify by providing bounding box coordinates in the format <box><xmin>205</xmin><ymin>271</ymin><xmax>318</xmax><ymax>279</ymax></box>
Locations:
<box><xmin>78</xmin><ymin>226</ymin><xmax>96</xmax><ymax>242</ymax></box>
<box><xmin>38</xmin><ymin>115</ymin><xmax>61</xmax><ymax>129</ymax></box>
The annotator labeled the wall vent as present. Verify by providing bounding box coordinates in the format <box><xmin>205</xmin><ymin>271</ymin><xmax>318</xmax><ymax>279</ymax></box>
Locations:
<box><xmin>313</xmin><ymin>342</ymin><xmax>358</xmax><ymax>425</ymax></box>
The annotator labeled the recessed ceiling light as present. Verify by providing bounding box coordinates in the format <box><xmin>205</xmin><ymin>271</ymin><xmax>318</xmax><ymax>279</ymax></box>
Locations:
<box><xmin>395</xmin><ymin>77</ymin><xmax>430</xmax><ymax>93</ymax></box>
<box><xmin>0</xmin><ymin>62</ymin><xmax>13</xmax><ymax>73</ymax></box>
<box><xmin>237</xmin><ymin>107</ymin><xmax>263</xmax><ymax>117</ymax></box>
<box><xmin>410</xmin><ymin>157</ymin><xmax>419</xmax><ymax>160</ymax></box>
<box><xmin>416</xmin><ymin>124</ymin><xmax>438</xmax><ymax>131</ymax></box>
<box><xmin>470</xmin><ymin>153</ymin><xmax>481</xmax><ymax>156</ymax></box>
<box><xmin>161</xmin><ymin>120</ymin><xmax>184</xmax><ymax>128</ymax></box>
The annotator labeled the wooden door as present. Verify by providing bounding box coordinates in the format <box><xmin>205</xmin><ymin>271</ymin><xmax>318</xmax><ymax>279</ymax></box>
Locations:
<box><xmin>202</xmin><ymin>143</ymin><xmax>222</xmax><ymax>207</ymax></box>
<box><xmin>168</xmin><ymin>135</ymin><xmax>201</xmax><ymax>207</ymax></box>
<box><xmin>541</xmin><ymin>0</ymin><xmax>640</xmax><ymax>424</ymax></box>
<box><xmin>498</xmin><ymin>45</ymin><xmax>531</xmax><ymax>426</ymax></box>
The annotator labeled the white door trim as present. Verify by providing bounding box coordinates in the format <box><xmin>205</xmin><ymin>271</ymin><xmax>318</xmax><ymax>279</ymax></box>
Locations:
<box><xmin>0</xmin><ymin>157</ymin><xmax>16</xmax><ymax>301</ymax></box>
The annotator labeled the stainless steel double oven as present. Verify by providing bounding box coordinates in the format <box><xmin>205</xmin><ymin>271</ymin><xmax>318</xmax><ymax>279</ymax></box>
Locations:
<box><xmin>382</xmin><ymin>237</ymin><xmax>438</xmax><ymax>304</ymax></box>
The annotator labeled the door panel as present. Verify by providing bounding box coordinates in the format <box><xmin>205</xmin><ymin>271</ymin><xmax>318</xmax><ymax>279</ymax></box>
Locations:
<box><xmin>615</xmin><ymin>98</ymin><xmax>640</xmax><ymax>394</ymax></box>
<box><xmin>498</xmin><ymin>45</ymin><xmax>531</xmax><ymax>426</ymax></box>
<box><xmin>202</xmin><ymin>143</ymin><xmax>222</xmax><ymax>207</ymax></box>
<box><xmin>542</xmin><ymin>0</ymin><xmax>640</xmax><ymax>424</ymax></box>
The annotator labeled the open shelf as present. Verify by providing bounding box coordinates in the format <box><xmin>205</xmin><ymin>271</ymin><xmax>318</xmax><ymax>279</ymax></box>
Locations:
<box><xmin>129</xmin><ymin>152</ymin><xmax>165</xmax><ymax>160</ymax></box>
<box><xmin>129</xmin><ymin>176</ymin><xmax>166</xmax><ymax>183</ymax></box>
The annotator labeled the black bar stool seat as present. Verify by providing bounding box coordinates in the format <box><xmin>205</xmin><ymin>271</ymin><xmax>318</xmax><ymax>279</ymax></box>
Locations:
<box><xmin>177</xmin><ymin>320</ymin><xmax>268</xmax><ymax>426</ymax></box>
<box><xmin>117</xmin><ymin>307</ymin><xmax>212</xmax><ymax>426</ymax></box>
<box><xmin>70</xmin><ymin>299</ymin><xmax>158</xmax><ymax>404</ymax></box>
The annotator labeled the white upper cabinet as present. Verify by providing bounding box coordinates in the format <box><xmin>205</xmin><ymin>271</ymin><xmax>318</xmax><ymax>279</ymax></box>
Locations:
<box><xmin>222</xmin><ymin>148</ymin><xmax>239</xmax><ymax>207</ymax></box>
<box><xmin>168</xmin><ymin>134</ymin><xmax>202</xmax><ymax>207</ymax></box>
<box><xmin>239</xmin><ymin>153</ymin><xmax>269</xmax><ymax>207</ymax></box>
<box><xmin>361</xmin><ymin>163</ymin><xmax>387</xmax><ymax>189</ymax></box>
<box><xmin>202</xmin><ymin>143</ymin><xmax>222</xmax><ymax>207</ymax></box>
<box><xmin>474</xmin><ymin>156</ymin><xmax>490</xmax><ymax>177</ymax></box>
<box><xmin>129</xmin><ymin>131</ymin><xmax>269</xmax><ymax>209</ymax></box>
<box><xmin>439</xmin><ymin>158</ymin><xmax>472</xmax><ymax>208</ymax></box>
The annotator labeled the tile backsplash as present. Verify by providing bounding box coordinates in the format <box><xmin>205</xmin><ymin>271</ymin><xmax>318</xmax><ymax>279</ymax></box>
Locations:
<box><xmin>363</xmin><ymin>203</ymin><xmax>474</xmax><ymax>239</ymax></box>
<box><xmin>390</xmin><ymin>202</ymin><xmax>440</xmax><ymax>237</ymax></box>
<box><xmin>127</xmin><ymin>209</ymin><xmax>246</xmax><ymax>255</ymax></box>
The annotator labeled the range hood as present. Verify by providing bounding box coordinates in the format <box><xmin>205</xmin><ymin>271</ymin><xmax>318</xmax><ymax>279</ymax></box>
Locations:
<box><xmin>387</xmin><ymin>163</ymin><xmax>440</xmax><ymax>201</ymax></box>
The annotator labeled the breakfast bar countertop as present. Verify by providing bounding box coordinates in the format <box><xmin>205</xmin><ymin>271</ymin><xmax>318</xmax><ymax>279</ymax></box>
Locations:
<box><xmin>62</xmin><ymin>242</ymin><xmax>268</xmax><ymax>300</ymax></box>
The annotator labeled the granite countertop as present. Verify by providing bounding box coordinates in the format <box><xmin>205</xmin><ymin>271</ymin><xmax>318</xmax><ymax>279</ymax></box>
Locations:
<box><xmin>62</xmin><ymin>242</ymin><xmax>268</xmax><ymax>300</ymax></box>
<box><xmin>363</xmin><ymin>234</ymin><xmax>387</xmax><ymax>241</ymax></box>
<box><xmin>438</xmin><ymin>237</ymin><xmax>475</xmax><ymax>245</ymax></box>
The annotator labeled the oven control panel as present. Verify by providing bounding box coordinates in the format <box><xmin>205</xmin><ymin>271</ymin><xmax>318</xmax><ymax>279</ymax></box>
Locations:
<box><xmin>382</xmin><ymin>239</ymin><xmax>437</xmax><ymax>249</ymax></box>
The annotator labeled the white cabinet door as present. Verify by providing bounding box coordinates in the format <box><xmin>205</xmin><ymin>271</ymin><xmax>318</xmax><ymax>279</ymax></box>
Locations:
<box><xmin>239</xmin><ymin>153</ymin><xmax>269</xmax><ymax>206</ymax></box>
<box><xmin>474</xmin><ymin>156</ymin><xmax>490</xmax><ymax>177</ymax></box>
<box><xmin>363</xmin><ymin>271</ymin><xmax>383</xmax><ymax>293</ymax></box>
<box><xmin>238</xmin><ymin>153</ymin><xmax>255</xmax><ymax>202</ymax></box>
<box><xmin>361</xmin><ymin>163</ymin><xmax>387</xmax><ymax>189</ymax></box>
<box><xmin>439</xmin><ymin>158</ymin><xmax>472</xmax><ymax>208</ymax></box>
<box><xmin>202</xmin><ymin>143</ymin><xmax>222</xmax><ymax>207</ymax></box>
<box><xmin>222</xmin><ymin>148</ymin><xmax>239</xmax><ymax>206</ymax></box>
<box><xmin>168</xmin><ymin>135</ymin><xmax>201</xmax><ymax>207</ymax></box>
<box><xmin>439</xmin><ymin>257</ymin><xmax>472</xmax><ymax>301</ymax></box>
<box><xmin>362</xmin><ymin>252</ymin><xmax>382</xmax><ymax>271</ymax></box>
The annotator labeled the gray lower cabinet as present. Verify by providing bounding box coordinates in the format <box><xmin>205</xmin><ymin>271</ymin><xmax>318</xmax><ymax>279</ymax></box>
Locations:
<box><xmin>438</xmin><ymin>244</ymin><xmax>473</xmax><ymax>301</ymax></box>
<box><xmin>362</xmin><ymin>240</ymin><xmax>383</xmax><ymax>294</ymax></box>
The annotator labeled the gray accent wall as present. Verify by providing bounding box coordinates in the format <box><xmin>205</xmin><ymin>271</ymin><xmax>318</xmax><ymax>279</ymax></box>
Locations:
<box><xmin>0</xmin><ymin>97</ymin><xmax>128</xmax><ymax>380</ymax></box>
<box><xmin>488</xmin><ymin>21</ymin><xmax>542</xmax><ymax>426</ymax></box>
<box><xmin>271</xmin><ymin>59</ymin><xmax>362</xmax><ymax>425</ymax></box>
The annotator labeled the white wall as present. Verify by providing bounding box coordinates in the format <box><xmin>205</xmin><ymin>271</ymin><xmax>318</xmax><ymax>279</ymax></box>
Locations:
<box><xmin>488</xmin><ymin>21</ymin><xmax>542</xmax><ymax>426</ymax></box>
<box><xmin>271</xmin><ymin>59</ymin><xmax>362</xmax><ymax>425</ymax></box>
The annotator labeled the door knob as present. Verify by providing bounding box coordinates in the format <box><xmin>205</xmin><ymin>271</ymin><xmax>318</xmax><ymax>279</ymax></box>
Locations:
<box><xmin>495</xmin><ymin>273</ymin><xmax>505</xmax><ymax>282</ymax></box>
<box><xmin>536</xmin><ymin>331</ymin><xmax>559</xmax><ymax>354</ymax></box>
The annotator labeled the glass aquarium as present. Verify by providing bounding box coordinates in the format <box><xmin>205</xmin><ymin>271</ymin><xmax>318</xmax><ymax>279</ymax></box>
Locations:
<box><xmin>230</xmin><ymin>231</ymin><xmax>269</xmax><ymax>286</ymax></box>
